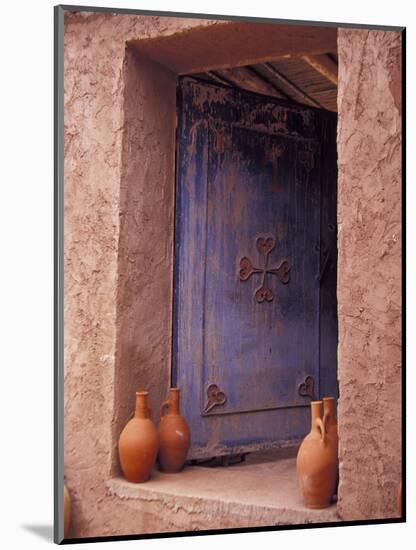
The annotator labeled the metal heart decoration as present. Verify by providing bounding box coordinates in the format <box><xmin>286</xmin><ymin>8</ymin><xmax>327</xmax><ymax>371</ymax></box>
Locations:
<box><xmin>255</xmin><ymin>286</ymin><xmax>274</xmax><ymax>303</ymax></box>
<box><xmin>203</xmin><ymin>383</ymin><xmax>227</xmax><ymax>414</ymax></box>
<box><xmin>276</xmin><ymin>260</ymin><xmax>291</xmax><ymax>284</ymax></box>
<box><xmin>239</xmin><ymin>257</ymin><xmax>255</xmax><ymax>281</ymax></box>
<box><xmin>298</xmin><ymin>375</ymin><xmax>315</xmax><ymax>398</ymax></box>
<box><xmin>256</xmin><ymin>237</ymin><xmax>275</xmax><ymax>256</ymax></box>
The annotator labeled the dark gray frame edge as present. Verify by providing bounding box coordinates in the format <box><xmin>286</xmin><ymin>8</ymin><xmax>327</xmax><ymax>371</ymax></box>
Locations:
<box><xmin>57</xmin><ymin>3</ymin><xmax>404</xmax><ymax>31</ymax></box>
<box><xmin>54</xmin><ymin>4</ymin><xmax>65</xmax><ymax>545</ymax></box>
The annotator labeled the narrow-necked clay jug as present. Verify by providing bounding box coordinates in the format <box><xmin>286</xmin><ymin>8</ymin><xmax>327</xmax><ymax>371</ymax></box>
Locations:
<box><xmin>323</xmin><ymin>396</ymin><xmax>339</xmax><ymax>495</ymax></box>
<box><xmin>118</xmin><ymin>391</ymin><xmax>159</xmax><ymax>482</ymax></box>
<box><xmin>63</xmin><ymin>484</ymin><xmax>71</xmax><ymax>538</ymax></box>
<box><xmin>296</xmin><ymin>400</ymin><xmax>338</xmax><ymax>508</ymax></box>
<box><xmin>323</xmin><ymin>397</ymin><xmax>338</xmax><ymax>449</ymax></box>
<box><xmin>158</xmin><ymin>388</ymin><xmax>190</xmax><ymax>473</ymax></box>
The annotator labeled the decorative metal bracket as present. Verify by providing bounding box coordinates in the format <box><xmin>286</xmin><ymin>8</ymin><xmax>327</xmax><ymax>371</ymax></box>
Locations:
<box><xmin>239</xmin><ymin>236</ymin><xmax>290</xmax><ymax>303</ymax></box>
<box><xmin>203</xmin><ymin>383</ymin><xmax>227</xmax><ymax>414</ymax></box>
<box><xmin>298</xmin><ymin>375</ymin><xmax>315</xmax><ymax>399</ymax></box>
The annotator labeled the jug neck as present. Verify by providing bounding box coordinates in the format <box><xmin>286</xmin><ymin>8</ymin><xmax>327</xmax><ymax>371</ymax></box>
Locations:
<box><xmin>310</xmin><ymin>400</ymin><xmax>323</xmax><ymax>431</ymax></box>
<box><xmin>323</xmin><ymin>397</ymin><xmax>336</xmax><ymax>423</ymax></box>
<box><xmin>135</xmin><ymin>391</ymin><xmax>150</xmax><ymax>419</ymax></box>
<box><xmin>168</xmin><ymin>388</ymin><xmax>180</xmax><ymax>415</ymax></box>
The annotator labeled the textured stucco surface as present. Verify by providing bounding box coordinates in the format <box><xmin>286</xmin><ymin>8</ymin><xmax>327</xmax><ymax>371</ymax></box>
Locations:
<box><xmin>107</xmin><ymin>449</ymin><xmax>340</xmax><ymax>531</ymax></box>
<box><xmin>336</xmin><ymin>29</ymin><xmax>402</xmax><ymax>520</ymax></box>
<box><xmin>111</xmin><ymin>48</ymin><xmax>177</xmax><ymax>475</ymax></box>
<box><xmin>63</xmin><ymin>10</ymin><xmax>402</xmax><ymax>538</ymax></box>
<box><xmin>63</xmin><ymin>11</ymin><xmax>221</xmax><ymax>538</ymax></box>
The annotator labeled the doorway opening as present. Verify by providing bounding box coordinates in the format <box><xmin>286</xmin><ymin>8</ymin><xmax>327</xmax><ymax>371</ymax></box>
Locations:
<box><xmin>112</xmin><ymin>21</ymin><xmax>338</xmax><ymax>474</ymax></box>
<box><xmin>173</xmin><ymin>56</ymin><xmax>338</xmax><ymax>460</ymax></box>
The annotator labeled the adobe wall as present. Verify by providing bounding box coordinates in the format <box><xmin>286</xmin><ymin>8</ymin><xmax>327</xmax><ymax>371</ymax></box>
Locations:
<box><xmin>63</xmin><ymin>10</ymin><xmax>402</xmax><ymax>538</ymax></box>
<box><xmin>110</xmin><ymin>47</ymin><xmax>178</xmax><ymax>476</ymax></box>
<box><xmin>336</xmin><ymin>29</ymin><xmax>402</xmax><ymax>519</ymax></box>
<box><xmin>63</xmin><ymin>11</ymin><xmax>220</xmax><ymax>537</ymax></box>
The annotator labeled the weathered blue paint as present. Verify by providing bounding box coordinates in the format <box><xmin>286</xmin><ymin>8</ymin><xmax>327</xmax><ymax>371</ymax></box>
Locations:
<box><xmin>173</xmin><ymin>77</ymin><xmax>337</xmax><ymax>459</ymax></box>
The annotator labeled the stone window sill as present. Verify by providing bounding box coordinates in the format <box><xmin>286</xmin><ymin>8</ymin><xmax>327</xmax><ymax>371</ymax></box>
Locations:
<box><xmin>106</xmin><ymin>447</ymin><xmax>340</xmax><ymax>530</ymax></box>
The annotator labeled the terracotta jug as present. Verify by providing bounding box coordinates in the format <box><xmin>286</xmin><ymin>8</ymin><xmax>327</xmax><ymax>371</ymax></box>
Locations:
<box><xmin>118</xmin><ymin>391</ymin><xmax>159</xmax><ymax>482</ymax></box>
<box><xmin>158</xmin><ymin>388</ymin><xmax>190</xmax><ymax>473</ymax></box>
<box><xmin>323</xmin><ymin>397</ymin><xmax>338</xmax><ymax>449</ymax></box>
<box><xmin>296</xmin><ymin>400</ymin><xmax>338</xmax><ymax>508</ymax></box>
<box><xmin>323</xmin><ymin>396</ymin><xmax>339</xmax><ymax>495</ymax></box>
<box><xmin>63</xmin><ymin>484</ymin><xmax>71</xmax><ymax>538</ymax></box>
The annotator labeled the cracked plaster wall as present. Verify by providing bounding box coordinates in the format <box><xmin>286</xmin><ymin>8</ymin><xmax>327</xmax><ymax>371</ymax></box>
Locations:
<box><xmin>63</xmin><ymin>11</ymin><xmax>220</xmax><ymax>538</ymax></box>
<box><xmin>336</xmin><ymin>29</ymin><xmax>402</xmax><ymax>520</ymax></box>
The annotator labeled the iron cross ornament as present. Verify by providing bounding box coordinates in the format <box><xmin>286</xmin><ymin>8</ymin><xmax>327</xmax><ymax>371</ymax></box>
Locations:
<box><xmin>239</xmin><ymin>236</ymin><xmax>290</xmax><ymax>303</ymax></box>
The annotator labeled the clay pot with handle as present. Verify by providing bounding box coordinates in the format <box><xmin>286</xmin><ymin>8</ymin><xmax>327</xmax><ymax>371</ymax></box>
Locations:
<box><xmin>296</xmin><ymin>400</ymin><xmax>338</xmax><ymax>508</ymax></box>
<box><xmin>118</xmin><ymin>391</ymin><xmax>159</xmax><ymax>482</ymax></box>
<box><xmin>323</xmin><ymin>396</ymin><xmax>339</xmax><ymax>496</ymax></box>
<box><xmin>323</xmin><ymin>397</ymin><xmax>338</xmax><ymax>450</ymax></box>
<box><xmin>158</xmin><ymin>388</ymin><xmax>190</xmax><ymax>473</ymax></box>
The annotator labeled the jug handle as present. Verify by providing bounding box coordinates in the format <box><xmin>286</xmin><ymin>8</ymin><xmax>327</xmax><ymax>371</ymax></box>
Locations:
<box><xmin>160</xmin><ymin>400</ymin><xmax>170</xmax><ymax>417</ymax></box>
<box><xmin>315</xmin><ymin>417</ymin><xmax>327</xmax><ymax>445</ymax></box>
<box><xmin>323</xmin><ymin>411</ymin><xmax>328</xmax><ymax>429</ymax></box>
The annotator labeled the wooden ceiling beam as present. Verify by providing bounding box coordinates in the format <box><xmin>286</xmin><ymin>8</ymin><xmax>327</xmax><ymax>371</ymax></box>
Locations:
<box><xmin>214</xmin><ymin>66</ymin><xmax>285</xmax><ymax>99</ymax></box>
<box><xmin>262</xmin><ymin>63</ymin><xmax>323</xmax><ymax>108</ymax></box>
<box><xmin>206</xmin><ymin>71</ymin><xmax>234</xmax><ymax>86</ymax></box>
<box><xmin>302</xmin><ymin>54</ymin><xmax>338</xmax><ymax>85</ymax></box>
<box><xmin>131</xmin><ymin>22</ymin><xmax>337</xmax><ymax>75</ymax></box>
<box><xmin>246</xmin><ymin>66</ymin><xmax>291</xmax><ymax>100</ymax></box>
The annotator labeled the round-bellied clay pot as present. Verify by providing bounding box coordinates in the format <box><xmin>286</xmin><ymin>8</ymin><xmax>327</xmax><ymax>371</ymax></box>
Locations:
<box><xmin>158</xmin><ymin>388</ymin><xmax>190</xmax><ymax>473</ymax></box>
<box><xmin>64</xmin><ymin>484</ymin><xmax>71</xmax><ymax>538</ymax></box>
<box><xmin>296</xmin><ymin>400</ymin><xmax>338</xmax><ymax>509</ymax></box>
<box><xmin>118</xmin><ymin>391</ymin><xmax>159</xmax><ymax>483</ymax></box>
<box><xmin>323</xmin><ymin>396</ymin><xmax>339</xmax><ymax>496</ymax></box>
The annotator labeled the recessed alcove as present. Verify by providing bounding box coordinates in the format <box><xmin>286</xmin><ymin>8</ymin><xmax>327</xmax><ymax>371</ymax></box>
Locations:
<box><xmin>112</xmin><ymin>19</ymin><xmax>338</xmax><ymax>472</ymax></box>
<box><xmin>108</xmin><ymin>19</ymin><xmax>339</xmax><ymax>528</ymax></box>
<box><xmin>62</xmin><ymin>9</ymin><xmax>402</xmax><ymax>537</ymax></box>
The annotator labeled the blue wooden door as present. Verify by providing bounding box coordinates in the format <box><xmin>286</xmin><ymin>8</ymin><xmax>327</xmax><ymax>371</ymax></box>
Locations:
<box><xmin>174</xmin><ymin>77</ymin><xmax>337</xmax><ymax>459</ymax></box>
